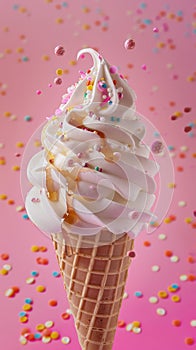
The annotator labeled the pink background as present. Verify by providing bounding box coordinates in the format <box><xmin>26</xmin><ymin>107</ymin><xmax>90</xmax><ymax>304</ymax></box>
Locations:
<box><xmin>0</xmin><ymin>0</ymin><xmax>196</xmax><ymax>349</ymax></box>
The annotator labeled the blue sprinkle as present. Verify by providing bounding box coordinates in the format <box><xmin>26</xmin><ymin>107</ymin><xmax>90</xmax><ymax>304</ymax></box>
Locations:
<box><xmin>116</xmin><ymin>117</ymin><xmax>120</xmax><ymax>122</ymax></box>
<box><xmin>24</xmin><ymin>115</ymin><xmax>32</xmax><ymax>122</ymax></box>
<box><xmin>188</xmin><ymin>132</ymin><xmax>194</xmax><ymax>138</ymax></box>
<box><xmin>188</xmin><ymin>122</ymin><xmax>195</xmax><ymax>128</ymax></box>
<box><xmin>140</xmin><ymin>3</ymin><xmax>147</xmax><ymax>9</ymax></box>
<box><xmin>143</xmin><ymin>18</ymin><xmax>152</xmax><ymax>25</ymax></box>
<box><xmin>25</xmin><ymin>298</ymin><xmax>33</xmax><ymax>304</ymax></box>
<box><xmin>194</xmin><ymin>29</ymin><xmax>196</xmax><ymax>34</ymax></box>
<box><xmin>153</xmin><ymin>47</ymin><xmax>159</xmax><ymax>54</ymax></box>
<box><xmin>134</xmin><ymin>291</ymin><xmax>143</xmax><ymax>297</ymax></box>
<box><xmin>62</xmin><ymin>2</ymin><xmax>68</xmax><ymax>7</ymax></box>
<box><xmin>13</xmin><ymin>4</ymin><xmax>19</xmax><ymax>10</ymax></box>
<box><xmin>52</xmin><ymin>271</ymin><xmax>60</xmax><ymax>277</ymax></box>
<box><xmin>154</xmin><ymin>131</ymin><xmax>160</xmax><ymax>137</ymax></box>
<box><xmin>19</xmin><ymin>311</ymin><xmax>27</xmax><ymax>317</ymax></box>
<box><xmin>22</xmin><ymin>56</ymin><xmax>29</xmax><ymax>62</ymax></box>
<box><xmin>34</xmin><ymin>333</ymin><xmax>42</xmax><ymax>340</ymax></box>
<box><xmin>171</xmin><ymin>283</ymin><xmax>179</xmax><ymax>289</ymax></box>
<box><xmin>176</xmin><ymin>10</ymin><xmax>183</xmax><ymax>17</ymax></box>
<box><xmin>22</xmin><ymin>214</ymin><xmax>29</xmax><ymax>220</ymax></box>
<box><xmin>31</xmin><ymin>271</ymin><xmax>39</xmax><ymax>277</ymax></box>
<box><xmin>108</xmin><ymin>100</ymin><xmax>113</xmax><ymax>105</ymax></box>
<box><xmin>110</xmin><ymin>116</ymin><xmax>115</xmax><ymax>121</ymax></box>
<box><xmin>168</xmin><ymin>145</ymin><xmax>175</xmax><ymax>150</ymax></box>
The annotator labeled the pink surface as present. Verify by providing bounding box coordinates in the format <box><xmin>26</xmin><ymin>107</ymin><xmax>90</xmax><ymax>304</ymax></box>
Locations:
<box><xmin>0</xmin><ymin>0</ymin><xmax>196</xmax><ymax>349</ymax></box>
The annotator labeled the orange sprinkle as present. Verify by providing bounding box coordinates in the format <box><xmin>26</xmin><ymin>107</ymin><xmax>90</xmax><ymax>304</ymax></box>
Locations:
<box><xmin>118</xmin><ymin>320</ymin><xmax>126</xmax><ymax>328</ymax></box>
<box><xmin>177</xmin><ymin>166</ymin><xmax>183</xmax><ymax>172</ymax></box>
<box><xmin>187</xmin><ymin>256</ymin><xmax>195</xmax><ymax>263</ymax></box>
<box><xmin>7</xmin><ymin>199</ymin><xmax>15</xmax><ymax>205</ymax></box>
<box><xmin>26</xmin><ymin>333</ymin><xmax>35</xmax><ymax>341</ymax></box>
<box><xmin>143</xmin><ymin>241</ymin><xmax>151</xmax><ymax>247</ymax></box>
<box><xmin>21</xmin><ymin>328</ymin><xmax>31</xmax><ymax>335</ymax></box>
<box><xmin>188</xmin><ymin>274</ymin><xmax>196</xmax><ymax>281</ymax></box>
<box><xmin>172</xmin><ymin>320</ymin><xmax>181</xmax><ymax>327</ymax></box>
<box><xmin>164</xmin><ymin>250</ymin><xmax>173</xmax><ymax>257</ymax></box>
<box><xmin>39</xmin><ymin>246</ymin><xmax>47</xmax><ymax>252</ymax></box>
<box><xmin>42</xmin><ymin>329</ymin><xmax>52</xmax><ymax>337</ymax></box>
<box><xmin>36</xmin><ymin>257</ymin><xmax>49</xmax><ymax>265</ymax></box>
<box><xmin>61</xmin><ymin>312</ymin><xmax>70</xmax><ymax>320</ymax></box>
<box><xmin>179</xmin><ymin>153</ymin><xmax>186</xmax><ymax>158</ymax></box>
<box><xmin>169</xmin><ymin>215</ymin><xmax>176</xmax><ymax>221</ymax></box>
<box><xmin>191</xmin><ymin>222</ymin><xmax>196</xmax><ymax>229</ymax></box>
<box><xmin>12</xmin><ymin>286</ymin><xmax>20</xmax><ymax>293</ymax></box>
<box><xmin>184</xmin><ymin>337</ymin><xmax>194</xmax><ymax>345</ymax></box>
<box><xmin>48</xmin><ymin>299</ymin><xmax>58</xmax><ymax>307</ymax></box>
<box><xmin>1</xmin><ymin>253</ymin><xmax>9</xmax><ymax>260</ymax></box>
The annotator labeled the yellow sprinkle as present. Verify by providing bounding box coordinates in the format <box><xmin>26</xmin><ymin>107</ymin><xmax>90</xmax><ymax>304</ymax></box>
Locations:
<box><xmin>23</xmin><ymin>304</ymin><xmax>32</xmax><ymax>311</ymax></box>
<box><xmin>184</xmin><ymin>217</ymin><xmax>192</xmax><ymax>224</ymax></box>
<box><xmin>164</xmin><ymin>217</ymin><xmax>172</xmax><ymax>224</ymax></box>
<box><xmin>12</xmin><ymin>165</ymin><xmax>20</xmax><ymax>171</ymax></box>
<box><xmin>0</xmin><ymin>158</ymin><xmax>6</xmax><ymax>165</ymax></box>
<box><xmin>158</xmin><ymin>290</ymin><xmax>168</xmax><ymax>299</ymax></box>
<box><xmin>34</xmin><ymin>140</ymin><xmax>41</xmax><ymax>147</ymax></box>
<box><xmin>69</xmin><ymin>60</ymin><xmax>77</xmax><ymax>66</ymax></box>
<box><xmin>4</xmin><ymin>111</ymin><xmax>11</xmax><ymax>117</ymax></box>
<box><xmin>0</xmin><ymin>268</ymin><xmax>8</xmax><ymax>275</ymax></box>
<box><xmin>36</xmin><ymin>323</ymin><xmax>45</xmax><ymax>331</ymax></box>
<box><xmin>36</xmin><ymin>285</ymin><xmax>46</xmax><ymax>293</ymax></box>
<box><xmin>0</xmin><ymin>194</ymin><xmax>7</xmax><ymax>200</ymax></box>
<box><xmin>19</xmin><ymin>7</ymin><xmax>27</xmax><ymax>13</ymax></box>
<box><xmin>19</xmin><ymin>316</ymin><xmax>28</xmax><ymax>323</ymax></box>
<box><xmin>171</xmin><ymin>295</ymin><xmax>181</xmax><ymax>302</ymax></box>
<box><xmin>51</xmin><ymin>331</ymin><xmax>60</xmax><ymax>339</ymax></box>
<box><xmin>82</xmin><ymin>24</ymin><xmax>91</xmax><ymax>30</ymax></box>
<box><xmin>187</xmin><ymin>75</ymin><xmax>195</xmax><ymax>82</ymax></box>
<box><xmin>16</xmin><ymin>47</ymin><xmax>24</xmax><ymax>53</ymax></box>
<box><xmin>55</xmin><ymin>18</ymin><xmax>64</xmax><ymax>24</ymax></box>
<box><xmin>16</xmin><ymin>142</ymin><xmax>24</xmax><ymax>148</ymax></box>
<box><xmin>5</xmin><ymin>48</ymin><xmax>12</xmax><ymax>54</ymax></box>
<box><xmin>42</xmin><ymin>55</ymin><xmax>50</xmax><ymax>61</ymax></box>
<box><xmin>31</xmin><ymin>245</ymin><xmax>39</xmax><ymax>252</ymax></box>
<box><xmin>132</xmin><ymin>321</ymin><xmax>141</xmax><ymax>327</ymax></box>
<box><xmin>173</xmin><ymin>111</ymin><xmax>182</xmax><ymax>117</ymax></box>
<box><xmin>56</xmin><ymin>68</ymin><xmax>63</xmax><ymax>76</ymax></box>
<box><xmin>157</xmin><ymin>42</ymin><xmax>165</xmax><ymax>48</ymax></box>
<box><xmin>168</xmin><ymin>183</ymin><xmax>176</xmax><ymax>188</ymax></box>
<box><xmin>168</xmin><ymin>286</ymin><xmax>176</xmax><ymax>293</ymax></box>
<box><xmin>87</xmin><ymin>85</ymin><xmax>93</xmax><ymax>90</ymax></box>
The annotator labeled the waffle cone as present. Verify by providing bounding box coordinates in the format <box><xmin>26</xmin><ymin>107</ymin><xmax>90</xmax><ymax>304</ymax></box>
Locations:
<box><xmin>52</xmin><ymin>225</ymin><xmax>134</xmax><ymax>350</ymax></box>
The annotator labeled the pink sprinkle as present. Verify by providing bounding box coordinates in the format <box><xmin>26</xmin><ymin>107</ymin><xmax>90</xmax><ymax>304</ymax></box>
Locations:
<box><xmin>54</xmin><ymin>45</ymin><xmax>65</xmax><ymax>56</ymax></box>
<box><xmin>109</xmin><ymin>65</ymin><xmax>118</xmax><ymax>74</ymax></box>
<box><xmin>54</xmin><ymin>77</ymin><xmax>62</xmax><ymax>85</ymax></box>
<box><xmin>48</xmin><ymin>83</ymin><xmax>52</xmax><ymax>88</ymax></box>
<box><xmin>141</xmin><ymin>64</ymin><xmax>147</xmax><ymax>70</ymax></box>
<box><xmin>31</xmin><ymin>198</ymin><xmax>40</xmax><ymax>203</ymax></box>
<box><xmin>124</xmin><ymin>38</ymin><xmax>136</xmax><ymax>50</ymax></box>
<box><xmin>15</xmin><ymin>153</ymin><xmax>21</xmax><ymax>157</ymax></box>
<box><xmin>153</xmin><ymin>27</ymin><xmax>159</xmax><ymax>33</ymax></box>
<box><xmin>36</xmin><ymin>90</ymin><xmax>42</xmax><ymax>95</ymax></box>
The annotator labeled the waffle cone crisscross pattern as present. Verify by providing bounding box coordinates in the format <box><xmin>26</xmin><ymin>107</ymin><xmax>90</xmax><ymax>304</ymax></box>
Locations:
<box><xmin>52</xmin><ymin>226</ymin><xmax>134</xmax><ymax>350</ymax></box>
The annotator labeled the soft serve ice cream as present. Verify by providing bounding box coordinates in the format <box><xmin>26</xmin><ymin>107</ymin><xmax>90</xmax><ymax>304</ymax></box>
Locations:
<box><xmin>25</xmin><ymin>48</ymin><xmax>159</xmax><ymax>239</ymax></box>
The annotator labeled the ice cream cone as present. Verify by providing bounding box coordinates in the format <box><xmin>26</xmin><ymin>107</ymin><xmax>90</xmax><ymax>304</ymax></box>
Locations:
<box><xmin>51</xmin><ymin>223</ymin><xmax>134</xmax><ymax>350</ymax></box>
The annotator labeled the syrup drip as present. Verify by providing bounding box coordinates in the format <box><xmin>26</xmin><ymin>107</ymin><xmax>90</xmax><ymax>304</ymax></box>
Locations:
<box><xmin>77</xmin><ymin>124</ymin><xmax>114</xmax><ymax>161</ymax></box>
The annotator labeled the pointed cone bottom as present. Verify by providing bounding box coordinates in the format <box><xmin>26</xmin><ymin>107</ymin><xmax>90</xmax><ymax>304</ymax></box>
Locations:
<box><xmin>51</xmin><ymin>224</ymin><xmax>134</xmax><ymax>350</ymax></box>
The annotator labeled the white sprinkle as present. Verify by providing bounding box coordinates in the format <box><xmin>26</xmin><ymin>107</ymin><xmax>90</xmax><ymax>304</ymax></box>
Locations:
<box><xmin>126</xmin><ymin>323</ymin><xmax>133</xmax><ymax>332</ymax></box>
<box><xmin>45</xmin><ymin>320</ymin><xmax>54</xmax><ymax>328</ymax></box>
<box><xmin>61</xmin><ymin>336</ymin><xmax>71</xmax><ymax>344</ymax></box>
<box><xmin>42</xmin><ymin>336</ymin><xmax>51</xmax><ymax>344</ymax></box>
<box><xmin>179</xmin><ymin>274</ymin><xmax>188</xmax><ymax>281</ymax></box>
<box><xmin>152</xmin><ymin>265</ymin><xmax>160</xmax><ymax>272</ymax></box>
<box><xmin>156</xmin><ymin>308</ymin><xmax>166</xmax><ymax>316</ymax></box>
<box><xmin>149</xmin><ymin>296</ymin><xmax>158</xmax><ymax>304</ymax></box>
<box><xmin>3</xmin><ymin>264</ymin><xmax>12</xmax><ymax>271</ymax></box>
<box><xmin>158</xmin><ymin>233</ymin><xmax>167</xmax><ymax>240</ymax></box>
<box><xmin>170</xmin><ymin>255</ymin><xmax>179</xmax><ymax>263</ymax></box>
<box><xmin>190</xmin><ymin>320</ymin><xmax>196</xmax><ymax>327</ymax></box>
<box><xmin>132</xmin><ymin>327</ymin><xmax>142</xmax><ymax>334</ymax></box>
<box><xmin>123</xmin><ymin>291</ymin><xmax>129</xmax><ymax>299</ymax></box>
<box><xmin>178</xmin><ymin>201</ymin><xmax>186</xmax><ymax>207</ymax></box>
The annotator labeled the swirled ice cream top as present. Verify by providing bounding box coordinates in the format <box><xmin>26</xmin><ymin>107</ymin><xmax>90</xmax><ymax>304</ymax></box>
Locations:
<box><xmin>25</xmin><ymin>48</ymin><xmax>158</xmax><ymax>238</ymax></box>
